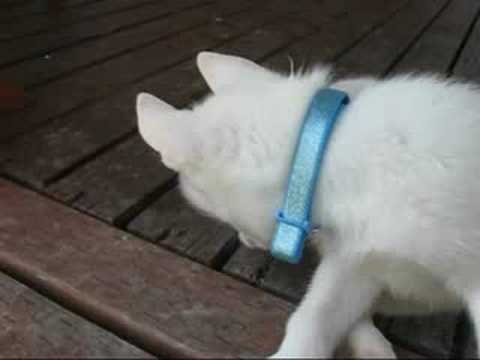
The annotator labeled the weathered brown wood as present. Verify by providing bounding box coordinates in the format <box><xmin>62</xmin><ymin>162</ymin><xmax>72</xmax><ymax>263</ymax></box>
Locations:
<box><xmin>0</xmin><ymin>0</ymin><xmax>93</xmax><ymax>19</ymax></box>
<box><xmin>335</xmin><ymin>0</ymin><xmax>450</xmax><ymax>77</ymax></box>
<box><xmin>263</xmin><ymin>0</ymin><xmax>408</xmax><ymax>72</ymax></box>
<box><xmin>0</xmin><ymin>178</ymin><xmax>292</xmax><ymax>358</ymax></box>
<box><xmin>223</xmin><ymin>245</ymin><xmax>271</xmax><ymax>285</ymax></box>
<box><xmin>0</xmin><ymin>4</ymin><xmax>278</xmax><ymax>143</ymax></box>
<box><xmin>215</xmin><ymin>19</ymin><xmax>313</xmax><ymax>60</ymax></box>
<box><xmin>0</xmin><ymin>0</ymin><xmax>212</xmax><ymax>67</ymax></box>
<box><xmin>259</xmin><ymin>246</ymin><xmax>319</xmax><ymax>302</ymax></box>
<box><xmin>0</xmin><ymin>271</ymin><xmax>152</xmax><ymax>358</ymax></box>
<box><xmin>48</xmin><ymin>135</ymin><xmax>175</xmax><ymax>223</ymax></box>
<box><xmin>0</xmin><ymin>0</ymin><xmax>28</xmax><ymax>9</ymax></box>
<box><xmin>0</xmin><ymin>81</ymin><xmax>25</xmax><ymax>110</ymax></box>
<box><xmin>0</xmin><ymin>0</ymin><xmax>171</xmax><ymax>41</ymax></box>
<box><xmin>1</xmin><ymin>61</ymin><xmax>201</xmax><ymax>186</ymax></box>
<box><xmin>3</xmin><ymin>18</ymin><xmax>313</xmax><ymax>189</ymax></box>
<box><xmin>391</xmin><ymin>0</ymin><xmax>480</xmax><ymax>75</ymax></box>
<box><xmin>128</xmin><ymin>187</ymin><xmax>236</xmax><ymax>267</ymax></box>
<box><xmin>0</xmin><ymin>2</ymin><xmax>237</xmax><ymax>88</ymax></box>
<box><xmin>453</xmin><ymin>5</ymin><xmax>480</xmax><ymax>81</ymax></box>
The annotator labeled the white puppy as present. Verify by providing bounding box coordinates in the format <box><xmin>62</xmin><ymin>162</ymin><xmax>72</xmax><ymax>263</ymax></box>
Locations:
<box><xmin>136</xmin><ymin>51</ymin><xmax>480</xmax><ymax>358</ymax></box>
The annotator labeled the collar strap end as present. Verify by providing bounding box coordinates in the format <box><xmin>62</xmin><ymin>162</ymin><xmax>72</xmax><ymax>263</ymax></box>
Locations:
<box><xmin>275</xmin><ymin>210</ymin><xmax>311</xmax><ymax>234</ymax></box>
<box><xmin>271</xmin><ymin>220</ymin><xmax>307</xmax><ymax>264</ymax></box>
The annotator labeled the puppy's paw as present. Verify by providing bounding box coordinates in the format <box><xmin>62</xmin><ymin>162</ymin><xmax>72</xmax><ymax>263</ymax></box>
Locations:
<box><xmin>350</xmin><ymin>344</ymin><xmax>396</xmax><ymax>359</ymax></box>
<box><xmin>346</xmin><ymin>322</ymin><xmax>396</xmax><ymax>359</ymax></box>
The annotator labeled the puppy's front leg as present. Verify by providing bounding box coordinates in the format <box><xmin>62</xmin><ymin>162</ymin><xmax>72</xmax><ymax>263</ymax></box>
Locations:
<box><xmin>271</xmin><ymin>256</ymin><xmax>381</xmax><ymax>358</ymax></box>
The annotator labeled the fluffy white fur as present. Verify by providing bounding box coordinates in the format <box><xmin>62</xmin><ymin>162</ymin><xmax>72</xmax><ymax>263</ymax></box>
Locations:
<box><xmin>137</xmin><ymin>51</ymin><xmax>480</xmax><ymax>358</ymax></box>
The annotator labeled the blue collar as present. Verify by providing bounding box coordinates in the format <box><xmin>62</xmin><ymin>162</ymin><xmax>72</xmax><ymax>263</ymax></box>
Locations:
<box><xmin>271</xmin><ymin>88</ymin><xmax>349</xmax><ymax>264</ymax></box>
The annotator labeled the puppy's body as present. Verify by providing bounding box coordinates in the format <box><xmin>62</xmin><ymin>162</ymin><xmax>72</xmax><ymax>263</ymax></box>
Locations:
<box><xmin>137</xmin><ymin>52</ymin><xmax>480</xmax><ymax>358</ymax></box>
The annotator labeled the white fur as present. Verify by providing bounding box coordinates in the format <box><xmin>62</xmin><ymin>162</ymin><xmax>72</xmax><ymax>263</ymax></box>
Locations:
<box><xmin>137</xmin><ymin>51</ymin><xmax>480</xmax><ymax>358</ymax></box>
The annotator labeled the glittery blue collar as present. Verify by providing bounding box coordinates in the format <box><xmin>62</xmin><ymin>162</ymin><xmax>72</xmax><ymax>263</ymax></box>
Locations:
<box><xmin>271</xmin><ymin>88</ymin><xmax>349</xmax><ymax>264</ymax></box>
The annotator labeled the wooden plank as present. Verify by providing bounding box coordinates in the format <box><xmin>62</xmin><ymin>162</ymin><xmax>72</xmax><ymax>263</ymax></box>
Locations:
<box><xmin>0</xmin><ymin>178</ymin><xmax>291</xmax><ymax>358</ymax></box>
<box><xmin>223</xmin><ymin>245</ymin><xmax>271</xmax><ymax>285</ymax></box>
<box><xmin>0</xmin><ymin>2</ymin><xmax>234</xmax><ymax>88</ymax></box>
<box><xmin>127</xmin><ymin>187</ymin><xmax>237</xmax><ymax>267</ymax></box>
<box><xmin>453</xmin><ymin>6</ymin><xmax>480</xmax><ymax>81</ymax></box>
<box><xmin>0</xmin><ymin>0</ymin><xmax>92</xmax><ymax>21</ymax></box>
<box><xmin>48</xmin><ymin>135</ymin><xmax>175</xmax><ymax>223</ymax></box>
<box><xmin>335</xmin><ymin>0</ymin><xmax>450</xmax><ymax>77</ymax></box>
<box><xmin>3</xmin><ymin>18</ymin><xmax>313</xmax><ymax>188</ymax></box>
<box><xmin>263</xmin><ymin>0</ymin><xmax>408</xmax><ymax>72</ymax></box>
<box><xmin>0</xmin><ymin>271</ymin><xmax>152</xmax><ymax>358</ymax></box>
<box><xmin>0</xmin><ymin>0</ymin><xmax>28</xmax><ymax>10</ymax></box>
<box><xmin>0</xmin><ymin>0</ymin><xmax>214</xmax><ymax>67</ymax></box>
<box><xmin>0</xmin><ymin>0</ymin><xmax>168</xmax><ymax>41</ymax></box>
<box><xmin>258</xmin><ymin>245</ymin><xmax>319</xmax><ymax>302</ymax></box>
<box><xmin>1</xmin><ymin>61</ymin><xmax>202</xmax><ymax>186</ymax></box>
<box><xmin>391</xmin><ymin>0</ymin><xmax>480</xmax><ymax>75</ymax></box>
<box><xmin>0</xmin><ymin>4</ymin><xmax>273</xmax><ymax>143</ymax></box>
<box><xmin>0</xmin><ymin>0</ymin><xmax>93</xmax><ymax>19</ymax></box>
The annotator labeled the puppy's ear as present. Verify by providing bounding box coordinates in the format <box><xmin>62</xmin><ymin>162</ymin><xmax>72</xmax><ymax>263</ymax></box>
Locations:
<box><xmin>136</xmin><ymin>93</ymin><xmax>198</xmax><ymax>171</ymax></box>
<box><xmin>196</xmin><ymin>51</ymin><xmax>278</xmax><ymax>93</ymax></box>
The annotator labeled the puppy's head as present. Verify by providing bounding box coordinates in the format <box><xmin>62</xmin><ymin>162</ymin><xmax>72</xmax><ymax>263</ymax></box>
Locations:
<box><xmin>136</xmin><ymin>52</ymin><xmax>330</xmax><ymax>249</ymax></box>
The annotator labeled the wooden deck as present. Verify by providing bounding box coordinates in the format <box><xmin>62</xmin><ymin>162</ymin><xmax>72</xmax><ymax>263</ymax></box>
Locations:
<box><xmin>1</xmin><ymin>0</ymin><xmax>479</xmax><ymax>357</ymax></box>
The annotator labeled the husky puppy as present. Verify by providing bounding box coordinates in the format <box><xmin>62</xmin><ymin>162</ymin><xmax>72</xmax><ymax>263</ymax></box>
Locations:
<box><xmin>137</xmin><ymin>52</ymin><xmax>480</xmax><ymax>358</ymax></box>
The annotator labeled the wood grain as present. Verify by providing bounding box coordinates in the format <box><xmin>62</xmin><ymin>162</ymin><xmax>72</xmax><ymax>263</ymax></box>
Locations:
<box><xmin>0</xmin><ymin>271</ymin><xmax>152</xmax><ymax>358</ymax></box>
<box><xmin>0</xmin><ymin>178</ymin><xmax>292</xmax><ymax>358</ymax></box>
